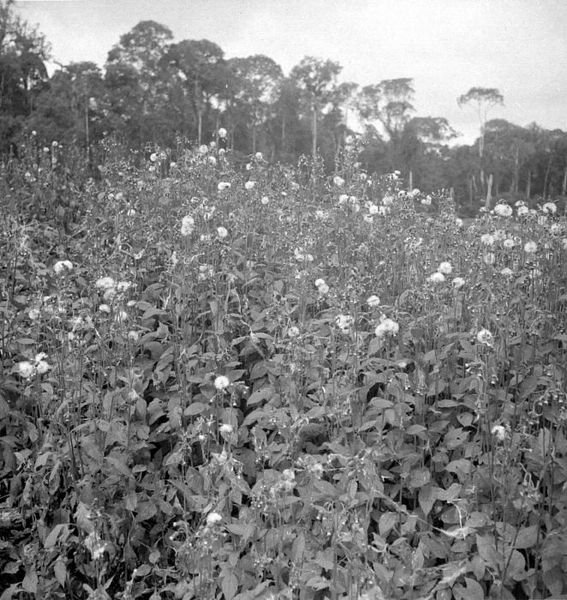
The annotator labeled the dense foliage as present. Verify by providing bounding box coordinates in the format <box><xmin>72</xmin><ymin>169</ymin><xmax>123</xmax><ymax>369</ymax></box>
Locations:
<box><xmin>1</xmin><ymin>0</ymin><xmax>567</xmax><ymax>213</ymax></box>
<box><xmin>1</xmin><ymin>135</ymin><xmax>566</xmax><ymax>599</ymax></box>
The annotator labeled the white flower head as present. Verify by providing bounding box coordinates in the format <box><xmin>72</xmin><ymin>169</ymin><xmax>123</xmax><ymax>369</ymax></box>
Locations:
<box><xmin>503</xmin><ymin>238</ymin><xmax>515</xmax><ymax>249</ymax></box>
<box><xmin>217</xmin><ymin>226</ymin><xmax>228</xmax><ymax>239</ymax></box>
<box><xmin>261</xmin><ymin>196</ymin><xmax>269</xmax><ymax>205</ymax></box>
<box><xmin>374</xmin><ymin>317</ymin><xmax>399</xmax><ymax>338</ymax></box>
<box><xmin>481</xmin><ymin>233</ymin><xmax>495</xmax><ymax>246</ymax></box>
<box><xmin>244</xmin><ymin>181</ymin><xmax>256</xmax><ymax>190</ymax></box>
<box><xmin>542</xmin><ymin>202</ymin><xmax>557</xmax><ymax>215</ymax></box>
<box><xmin>53</xmin><ymin>260</ymin><xmax>73</xmax><ymax>275</ymax></box>
<box><xmin>218</xmin><ymin>127</ymin><xmax>227</xmax><ymax>139</ymax></box>
<box><xmin>95</xmin><ymin>276</ymin><xmax>116</xmax><ymax>291</ymax></box>
<box><xmin>524</xmin><ymin>241</ymin><xmax>537</xmax><ymax>254</ymax></box>
<box><xmin>206</xmin><ymin>512</ymin><xmax>222</xmax><ymax>527</ymax></box>
<box><xmin>494</xmin><ymin>203</ymin><xmax>513</xmax><ymax>217</ymax></box>
<box><xmin>367</xmin><ymin>295</ymin><xmax>381</xmax><ymax>308</ymax></box>
<box><xmin>181</xmin><ymin>215</ymin><xmax>195</xmax><ymax>236</ymax></box>
<box><xmin>219</xmin><ymin>423</ymin><xmax>233</xmax><ymax>434</ymax></box>
<box><xmin>214</xmin><ymin>375</ymin><xmax>230</xmax><ymax>391</ymax></box>
<box><xmin>483</xmin><ymin>252</ymin><xmax>496</xmax><ymax>265</ymax></box>
<box><xmin>421</xmin><ymin>195</ymin><xmax>432</xmax><ymax>206</ymax></box>
<box><xmin>98</xmin><ymin>304</ymin><xmax>111</xmax><ymax>314</ymax></box>
<box><xmin>35</xmin><ymin>357</ymin><xmax>50</xmax><ymax>375</ymax></box>
<box><xmin>455</xmin><ymin>218</ymin><xmax>464</xmax><ymax>227</ymax></box>
<box><xmin>198</xmin><ymin>144</ymin><xmax>208</xmax><ymax>154</ymax></box>
<box><xmin>333</xmin><ymin>175</ymin><xmax>345</xmax><ymax>187</ymax></box>
<box><xmin>428</xmin><ymin>272</ymin><xmax>446</xmax><ymax>283</ymax></box>
<box><xmin>438</xmin><ymin>261</ymin><xmax>452</xmax><ymax>275</ymax></box>
<box><xmin>476</xmin><ymin>328</ymin><xmax>494</xmax><ymax>346</ymax></box>
<box><xmin>491</xmin><ymin>424</ymin><xmax>507</xmax><ymax>442</ymax></box>
<box><xmin>208</xmin><ymin>155</ymin><xmax>217</xmax><ymax>166</ymax></box>
<box><xmin>517</xmin><ymin>205</ymin><xmax>529</xmax><ymax>217</ymax></box>
<box><xmin>217</xmin><ymin>181</ymin><xmax>231</xmax><ymax>191</ymax></box>
<box><xmin>116</xmin><ymin>281</ymin><xmax>131</xmax><ymax>293</ymax></box>
<box><xmin>382</xmin><ymin>195</ymin><xmax>394</xmax><ymax>207</ymax></box>
<box><xmin>17</xmin><ymin>361</ymin><xmax>35</xmax><ymax>379</ymax></box>
<box><xmin>255</xmin><ymin>152</ymin><xmax>263</xmax><ymax>160</ymax></box>
<box><xmin>335</xmin><ymin>314</ymin><xmax>354</xmax><ymax>334</ymax></box>
<box><xmin>500</xmin><ymin>267</ymin><xmax>513</xmax><ymax>277</ymax></box>
<box><xmin>452</xmin><ymin>277</ymin><xmax>465</xmax><ymax>290</ymax></box>
<box><xmin>288</xmin><ymin>326</ymin><xmax>300</xmax><ymax>338</ymax></box>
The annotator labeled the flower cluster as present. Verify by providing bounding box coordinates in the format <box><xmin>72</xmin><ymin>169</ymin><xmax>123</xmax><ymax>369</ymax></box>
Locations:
<box><xmin>16</xmin><ymin>353</ymin><xmax>51</xmax><ymax>379</ymax></box>
<box><xmin>375</xmin><ymin>317</ymin><xmax>399</xmax><ymax>338</ymax></box>
<box><xmin>315</xmin><ymin>278</ymin><xmax>329</xmax><ymax>295</ymax></box>
<box><xmin>335</xmin><ymin>314</ymin><xmax>354</xmax><ymax>334</ymax></box>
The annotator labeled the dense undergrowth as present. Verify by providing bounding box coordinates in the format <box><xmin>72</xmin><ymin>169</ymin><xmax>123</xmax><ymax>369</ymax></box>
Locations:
<box><xmin>1</xmin><ymin>139</ymin><xmax>567</xmax><ymax>599</ymax></box>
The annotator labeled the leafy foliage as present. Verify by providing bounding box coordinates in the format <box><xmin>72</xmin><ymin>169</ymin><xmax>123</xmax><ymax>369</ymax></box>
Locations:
<box><xmin>1</xmin><ymin>138</ymin><xmax>566</xmax><ymax>599</ymax></box>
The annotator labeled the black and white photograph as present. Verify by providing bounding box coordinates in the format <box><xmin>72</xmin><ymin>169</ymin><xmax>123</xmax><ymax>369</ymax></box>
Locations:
<box><xmin>1</xmin><ymin>1</ymin><xmax>566</xmax><ymax>598</ymax></box>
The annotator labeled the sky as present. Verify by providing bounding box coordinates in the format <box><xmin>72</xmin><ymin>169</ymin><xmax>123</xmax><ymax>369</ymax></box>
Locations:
<box><xmin>14</xmin><ymin>0</ymin><xmax>567</xmax><ymax>144</ymax></box>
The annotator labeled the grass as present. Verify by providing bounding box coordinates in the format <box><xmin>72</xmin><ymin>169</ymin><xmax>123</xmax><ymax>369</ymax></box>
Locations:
<box><xmin>0</xmin><ymin>140</ymin><xmax>566</xmax><ymax>600</ymax></box>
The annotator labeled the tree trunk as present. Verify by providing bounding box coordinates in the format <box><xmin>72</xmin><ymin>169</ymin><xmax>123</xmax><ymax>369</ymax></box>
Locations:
<box><xmin>485</xmin><ymin>173</ymin><xmax>493</xmax><ymax>209</ymax></box>
<box><xmin>562</xmin><ymin>166</ymin><xmax>567</xmax><ymax>196</ymax></box>
<box><xmin>526</xmin><ymin>171</ymin><xmax>531</xmax><ymax>200</ymax></box>
<box><xmin>252</xmin><ymin>124</ymin><xmax>257</xmax><ymax>154</ymax></box>
<box><xmin>408</xmin><ymin>170</ymin><xmax>413</xmax><ymax>191</ymax></box>
<box><xmin>312</xmin><ymin>104</ymin><xmax>318</xmax><ymax>161</ymax></box>
<box><xmin>197</xmin><ymin>111</ymin><xmax>202</xmax><ymax>146</ymax></box>
<box><xmin>84</xmin><ymin>98</ymin><xmax>89</xmax><ymax>162</ymax></box>
<box><xmin>543</xmin><ymin>155</ymin><xmax>552</xmax><ymax>200</ymax></box>
<box><xmin>513</xmin><ymin>144</ymin><xmax>519</xmax><ymax>194</ymax></box>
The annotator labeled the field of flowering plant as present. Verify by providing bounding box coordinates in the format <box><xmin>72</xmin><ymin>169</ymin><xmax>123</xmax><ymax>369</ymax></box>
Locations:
<box><xmin>1</xmin><ymin>139</ymin><xmax>567</xmax><ymax>600</ymax></box>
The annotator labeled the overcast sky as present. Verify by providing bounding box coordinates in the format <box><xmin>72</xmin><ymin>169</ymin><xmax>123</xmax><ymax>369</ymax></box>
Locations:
<box><xmin>15</xmin><ymin>0</ymin><xmax>567</xmax><ymax>144</ymax></box>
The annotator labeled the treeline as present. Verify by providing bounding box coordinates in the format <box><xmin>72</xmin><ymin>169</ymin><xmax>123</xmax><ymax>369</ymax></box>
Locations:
<box><xmin>1</xmin><ymin>1</ymin><xmax>566</xmax><ymax>213</ymax></box>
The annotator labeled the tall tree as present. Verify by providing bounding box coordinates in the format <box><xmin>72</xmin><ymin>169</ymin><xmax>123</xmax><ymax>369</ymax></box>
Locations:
<box><xmin>105</xmin><ymin>21</ymin><xmax>174</xmax><ymax>146</ymax></box>
<box><xmin>289</xmin><ymin>56</ymin><xmax>342</xmax><ymax>161</ymax></box>
<box><xmin>226</xmin><ymin>55</ymin><xmax>283</xmax><ymax>154</ymax></box>
<box><xmin>165</xmin><ymin>39</ymin><xmax>226</xmax><ymax>145</ymax></box>
<box><xmin>28</xmin><ymin>62</ymin><xmax>105</xmax><ymax>153</ymax></box>
<box><xmin>458</xmin><ymin>87</ymin><xmax>504</xmax><ymax>198</ymax></box>
<box><xmin>357</xmin><ymin>78</ymin><xmax>415</xmax><ymax>173</ymax></box>
<box><xmin>0</xmin><ymin>0</ymin><xmax>50</xmax><ymax>151</ymax></box>
<box><xmin>401</xmin><ymin>116</ymin><xmax>457</xmax><ymax>189</ymax></box>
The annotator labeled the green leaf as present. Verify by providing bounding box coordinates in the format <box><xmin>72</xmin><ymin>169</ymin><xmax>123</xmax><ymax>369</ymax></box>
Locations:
<box><xmin>221</xmin><ymin>569</ymin><xmax>238</xmax><ymax>600</ymax></box>
<box><xmin>506</xmin><ymin>549</ymin><xmax>526</xmax><ymax>582</ymax></box>
<box><xmin>514</xmin><ymin>525</ymin><xmax>539</xmax><ymax>549</ymax></box>
<box><xmin>54</xmin><ymin>558</ymin><xmax>67</xmax><ymax>587</ymax></box>
<box><xmin>405</xmin><ymin>424</ymin><xmax>427</xmax><ymax>435</ymax></box>
<box><xmin>476</xmin><ymin>534</ymin><xmax>503</xmax><ymax>570</ymax></box>
<box><xmin>184</xmin><ymin>402</ymin><xmax>207</xmax><ymax>416</ymax></box>
<box><xmin>408</xmin><ymin>468</ymin><xmax>431</xmax><ymax>489</ymax></box>
<box><xmin>453</xmin><ymin>577</ymin><xmax>484</xmax><ymax>600</ymax></box>
<box><xmin>543</xmin><ymin>565</ymin><xmax>564</xmax><ymax>597</ymax></box>
<box><xmin>22</xmin><ymin>569</ymin><xmax>38</xmax><ymax>594</ymax></box>
<box><xmin>292</xmin><ymin>532</ymin><xmax>305</xmax><ymax>563</ymax></box>
<box><xmin>44</xmin><ymin>524</ymin><xmax>69</xmax><ymax>549</ymax></box>
<box><xmin>418</xmin><ymin>484</ymin><xmax>438</xmax><ymax>516</ymax></box>
<box><xmin>445</xmin><ymin>459</ymin><xmax>472</xmax><ymax>481</ymax></box>
<box><xmin>379</xmin><ymin>512</ymin><xmax>398</xmax><ymax>537</ymax></box>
